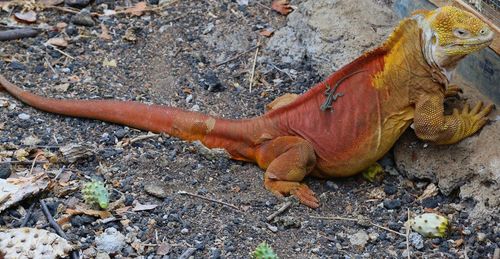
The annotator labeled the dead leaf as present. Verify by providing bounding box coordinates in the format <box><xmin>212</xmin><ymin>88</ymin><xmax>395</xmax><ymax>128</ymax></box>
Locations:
<box><xmin>132</xmin><ymin>203</ymin><xmax>158</xmax><ymax>212</ymax></box>
<box><xmin>454</xmin><ymin>239</ymin><xmax>464</xmax><ymax>247</ymax></box>
<box><xmin>21</xmin><ymin>135</ymin><xmax>41</xmax><ymax>146</ymax></box>
<box><xmin>66</xmin><ymin>207</ymin><xmax>112</xmax><ymax>219</ymax></box>
<box><xmin>156</xmin><ymin>243</ymin><xmax>171</xmax><ymax>256</ymax></box>
<box><xmin>100</xmin><ymin>23</ymin><xmax>112</xmax><ymax>41</ymax></box>
<box><xmin>115</xmin><ymin>206</ymin><xmax>131</xmax><ymax>215</ymax></box>
<box><xmin>46</xmin><ymin>37</ymin><xmax>68</xmax><ymax>48</ymax></box>
<box><xmin>259</xmin><ymin>28</ymin><xmax>274</xmax><ymax>37</ymax></box>
<box><xmin>53</xmin><ymin>83</ymin><xmax>70</xmax><ymax>92</ymax></box>
<box><xmin>60</xmin><ymin>143</ymin><xmax>95</xmax><ymax>162</ymax></box>
<box><xmin>271</xmin><ymin>0</ymin><xmax>293</xmax><ymax>16</ymax></box>
<box><xmin>123</xmin><ymin>27</ymin><xmax>137</xmax><ymax>42</ymax></box>
<box><xmin>14</xmin><ymin>148</ymin><xmax>29</xmax><ymax>161</ymax></box>
<box><xmin>14</xmin><ymin>11</ymin><xmax>37</xmax><ymax>23</ymax></box>
<box><xmin>418</xmin><ymin>183</ymin><xmax>438</xmax><ymax>201</ymax></box>
<box><xmin>103</xmin><ymin>58</ymin><xmax>117</xmax><ymax>67</ymax></box>
<box><xmin>67</xmin><ymin>75</ymin><xmax>80</xmax><ymax>83</ymax></box>
<box><xmin>123</xmin><ymin>2</ymin><xmax>148</xmax><ymax>16</ymax></box>
<box><xmin>0</xmin><ymin>173</ymin><xmax>51</xmax><ymax>213</ymax></box>
<box><xmin>55</xmin><ymin>22</ymin><xmax>67</xmax><ymax>31</ymax></box>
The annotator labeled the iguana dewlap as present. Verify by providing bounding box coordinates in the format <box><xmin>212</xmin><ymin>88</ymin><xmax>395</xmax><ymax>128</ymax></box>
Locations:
<box><xmin>0</xmin><ymin>6</ymin><xmax>495</xmax><ymax>208</ymax></box>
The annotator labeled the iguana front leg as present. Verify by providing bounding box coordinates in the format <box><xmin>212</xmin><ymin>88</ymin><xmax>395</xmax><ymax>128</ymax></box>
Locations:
<box><xmin>413</xmin><ymin>93</ymin><xmax>493</xmax><ymax>145</ymax></box>
<box><xmin>255</xmin><ymin>136</ymin><xmax>319</xmax><ymax>208</ymax></box>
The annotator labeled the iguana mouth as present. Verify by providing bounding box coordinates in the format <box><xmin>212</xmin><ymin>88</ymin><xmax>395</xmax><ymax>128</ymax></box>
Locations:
<box><xmin>449</xmin><ymin>39</ymin><xmax>493</xmax><ymax>48</ymax></box>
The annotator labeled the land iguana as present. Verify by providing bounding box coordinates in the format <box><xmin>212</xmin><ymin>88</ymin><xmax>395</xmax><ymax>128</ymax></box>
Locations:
<box><xmin>0</xmin><ymin>6</ymin><xmax>495</xmax><ymax>208</ymax></box>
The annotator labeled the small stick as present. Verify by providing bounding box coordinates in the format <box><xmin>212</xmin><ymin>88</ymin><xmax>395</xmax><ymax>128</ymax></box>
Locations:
<box><xmin>20</xmin><ymin>203</ymin><xmax>36</xmax><ymax>227</ymax></box>
<box><xmin>311</xmin><ymin>215</ymin><xmax>406</xmax><ymax>237</ymax></box>
<box><xmin>0</xmin><ymin>28</ymin><xmax>41</xmax><ymax>41</ymax></box>
<box><xmin>46</xmin><ymin>44</ymin><xmax>75</xmax><ymax>60</ymax></box>
<box><xmin>179</xmin><ymin>247</ymin><xmax>196</xmax><ymax>259</ymax></box>
<box><xmin>29</xmin><ymin>153</ymin><xmax>43</xmax><ymax>174</ymax></box>
<box><xmin>406</xmin><ymin>208</ymin><xmax>411</xmax><ymax>259</ymax></box>
<box><xmin>370</xmin><ymin>222</ymin><xmax>406</xmax><ymax>237</ymax></box>
<box><xmin>270</xmin><ymin>63</ymin><xmax>295</xmax><ymax>80</ymax></box>
<box><xmin>40</xmin><ymin>200</ymin><xmax>80</xmax><ymax>259</ymax></box>
<box><xmin>213</xmin><ymin>45</ymin><xmax>258</xmax><ymax>67</ymax></box>
<box><xmin>310</xmin><ymin>215</ymin><xmax>358</xmax><ymax>221</ymax></box>
<box><xmin>177</xmin><ymin>191</ymin><xmax>241</xmax><ymax>211</ymax></box>
<box><xmin>249</xmin><ymin>40</ymin><xmax>261</xmax><ymax>93</ymax></box>
<box><xmin>0</xmin><ymin>160</ymin><xmax>47</xmax><ymax>165</ymax></box>
<box><xmin>129</xmin><ymin>133</ymin><xmax>159</xmax><ymax>145</ymax></box>
<box><xmin>266</xmin><ymin>201</ymin><xmax>292</xmax><ymax>222</ymax></box>
<box><xmin>255</xmin><ymin>2</ymin><xmax>272</xmax><ymax>10</ymax></box>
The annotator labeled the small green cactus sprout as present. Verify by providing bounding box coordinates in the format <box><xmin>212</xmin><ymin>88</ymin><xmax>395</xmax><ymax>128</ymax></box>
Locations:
<box><xmin>82</xmin><ymin>180</ymin><xmax>109</xmax><ymax>209</ymax></box>
<box><xmin>409</xmin><ymin>213</ymin><xmax>449</xmax><ymax>238</ymax></box>
<box><xmin>252</xmin><ymin>242</ymin><xmax>279</xmax><ymax>259</ymax></box>
<box><xmin>362</xmin><ymin>163</ymin><xmax>384</xmax><ymax>182</ymax></box>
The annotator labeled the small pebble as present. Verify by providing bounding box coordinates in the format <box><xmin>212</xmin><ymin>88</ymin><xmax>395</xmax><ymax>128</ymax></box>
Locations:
<box><xmin>409</xmin><ymin>232</ymin><xmax>424</xmax><ymax>250</ymax></box>
<box><xmin>383</xmin><ymin>184</ymin><xmax>397</xmax><ymax>195</ymax></box>
<box><xmin>71</xmin><ymin>12</ymin><xmax>95</xmax><ymax>27</ymax></box>
<box><xmin>65</xmin><ymin>0</ymin><xmax>91</xmax><ymax>8</ymax></box>
<box><xmin>18</xmin><ymin>113</ymin><xmax>31</xmax><ymax>120</ymax></box>
<box><xmin>144</xmin><ymin>183</ymin><xmax>169</xmax><ymax>199</ymax></box>
<box><xmin>383</xmin><ymin>199</ymin><xmax>401</xmax><ymax>209</ymax></box>
<box><xmin>0</xmin><ymin>163</ymin><xmax>11</xmax><ymax>179</ymax></box>
<box><xmin>477</xmin><ymin>232</ymin><xmax>487</xmax><ymax>242</ymax></box>
<box><xmin>181</xmin><ymin>228</ymin><xmax>189</xmax><ymax>234</ymax></box>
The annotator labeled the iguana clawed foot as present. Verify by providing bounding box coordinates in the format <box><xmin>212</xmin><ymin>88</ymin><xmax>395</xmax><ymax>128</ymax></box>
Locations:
<box><xmin>454</xmin><ymin>101</ymin><xmax>494</xmax><ymax>133</ymax></box>
<box><xmin>264</xmin><ymin>178</ymin><xmax>320</xmax><ymax>208</ymax></box>
<box><xmin>445</xmin><ymin>85</ymin><xmax>463</xmax><ymax>98</ymax></box>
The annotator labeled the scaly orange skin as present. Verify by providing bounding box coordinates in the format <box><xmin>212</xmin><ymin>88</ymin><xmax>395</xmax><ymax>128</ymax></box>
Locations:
<box><xmin>0</xmin><ymin>7</ymin><xmax>494</xmax><ymax>208</ymax></box>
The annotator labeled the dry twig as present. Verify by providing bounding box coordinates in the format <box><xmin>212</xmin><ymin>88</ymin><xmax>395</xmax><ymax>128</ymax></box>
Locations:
<box><xmin>266</xmin><ymin>201</ymin><xmax>292</xmax><ymax>222</ymax></box>
<box><xmin>40</xmin><ymin>200</ymin><xmax>80</xmax><ymax>259</ymax></box>
<box><xmin>249</xmin><ymin>40</ymin><xmax>261</xmax><ymax>92</ymax></box>
<box><xmin>20</xmin><ymin>202</ymin><xmax>36</xmax><ymax>227</ymax></box>
<box><xmin>310</xmin><ymin>215</ymin><xmax>406</xmax><ymax>237</ymax></box>
<box><xmin>0</xmin><ymin>28</ymin><xmax>40</xmax><ymax>41</ymax></box>
<box><xmin>213</xmin><ymin>45</ymin><xmax>259</xmax><ymax>68</ymax></box>
<box><xmin>177</xmin><ymin>191</ymin><xmax>241</xmax><ymax>212</ymax></box>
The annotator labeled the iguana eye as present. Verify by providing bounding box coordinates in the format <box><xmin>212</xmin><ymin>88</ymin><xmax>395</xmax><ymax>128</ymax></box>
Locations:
<box><xmin>453</xmin><ymin>28</ymin><xmax>470</xmax><ymax>38</ymax></box>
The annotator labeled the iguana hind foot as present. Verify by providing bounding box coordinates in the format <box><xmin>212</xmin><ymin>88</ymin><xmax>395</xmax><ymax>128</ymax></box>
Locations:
<box><xmin>264</xmin><ymin>178</ymin><xmax>319</xmax><ymax>208</ymax></box>
<box><xmin>256</xmin><ymin>136</ymin><xmax>319</xmax><ymax>208</ymax></box>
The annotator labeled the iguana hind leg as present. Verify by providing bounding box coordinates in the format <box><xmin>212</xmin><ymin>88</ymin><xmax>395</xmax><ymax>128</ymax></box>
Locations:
<box><xmin>256</xmin><ymin>136</ymin><xmax>319</xmax><ymax>208</ymax></box>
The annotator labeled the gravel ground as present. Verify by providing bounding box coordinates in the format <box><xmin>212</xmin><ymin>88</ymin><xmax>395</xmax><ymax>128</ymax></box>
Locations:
<box><xmin>1</xmin><ymin>0</ymin><xmax>499</xmax><ymax>258</ymax></box>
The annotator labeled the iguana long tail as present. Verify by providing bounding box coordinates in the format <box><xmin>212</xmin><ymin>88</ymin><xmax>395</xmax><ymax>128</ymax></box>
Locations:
<box><xmin>0</xmin><ymin>75</ymin><xmax>262</xmax><ymax>161</ymax></box>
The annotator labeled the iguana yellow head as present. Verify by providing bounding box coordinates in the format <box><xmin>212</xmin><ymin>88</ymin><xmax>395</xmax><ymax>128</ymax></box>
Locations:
<box><xmin>414</xmin><ymin>6</ymin><xmax>494</xmax><ymax>69</ymax></box>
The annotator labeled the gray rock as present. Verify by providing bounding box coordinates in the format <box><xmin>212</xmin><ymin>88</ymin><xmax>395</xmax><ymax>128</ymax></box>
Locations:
<box><xmin>71</xmin><ymin>12</ymin><xmax>95</xmax><ymax>27</ymax></box>
<box><xmin>0</xmin><ymin>163</ymin><xmax>11</xmax><ymax>179</ymax></box>
<box><xmin>409</xmin><ymin>232</ymin><xmax>424</xmax><ymax>250</ymax></box>
<box><xmin>65</xmin><ymin>0</ymin><xmax>91</xmax><ymax>8</ymax></box>
<box><xmin>95</xmin><ymin>227</ymin><xmax>126</xmax><ymax>253</ymax></box>
<box><xmin>477</xmin><ymin>232</ymin><xmax>487</xmax><ymax>242</ymax></box>
<box><xmin>266</xmin><ymin>0</ymin><xmax>396</xmax><ymax>76</ymax></box>
<box><xmin>349</xmin><ymin>230</ymin><xmax>369</xmax><ymax>250</ymax></box>
<box><xmin>18</xmin><ymin>113</ymin><xmax>30</xmax><ymax>120</ymax></box>
<box><xmin>144</xmin><ymin>183</ymin><xmax>169</xmax><ymax>198</ymax></box>
<box><xmin>394</xmin><ymin>81</ymin><xmax>500</xmax><ymax>222</ymax></box>
<box><xmin>95</xmin><ymin>252</ymin><xmax>111</xmax><ymax>259</ymax></box>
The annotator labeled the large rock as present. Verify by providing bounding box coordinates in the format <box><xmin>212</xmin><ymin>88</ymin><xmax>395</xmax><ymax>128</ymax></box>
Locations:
<box><xmin>394</xmin><ymin>79</ymin><xmax>500</xmax><ymax>221</ymax></box>
<box><xmin>266</xmin><ymin>0</ymin><xmax>397</xmax><ymax>76</ymax></box>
